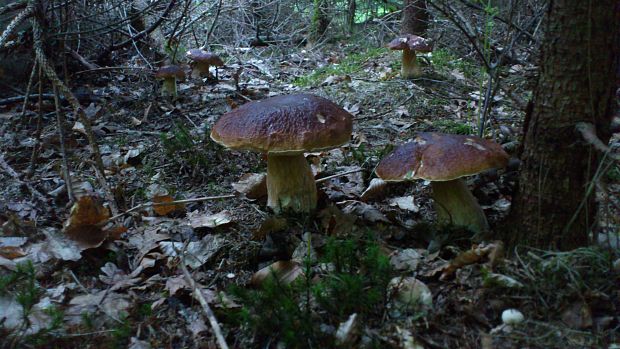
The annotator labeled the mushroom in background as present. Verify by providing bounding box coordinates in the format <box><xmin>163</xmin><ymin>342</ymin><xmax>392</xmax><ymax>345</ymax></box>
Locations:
<box><xmin>186</xmin><ymin>49</ymin><xmax>224</xmax><ymax>79</ymax></box>
<box><xmin>375</xmin><ymin>132</ymin><xmax>509</xmax><ymax>233</ymax></box>
<box><xmin>154</xmin><ymin>65</ymin><xmax>185</xmax><ymax>98</ymax></box>
<box><xmin>211</xmin><ymin>94</ymin><xmax>353</xmax><ymax>213</ymax></box>
<box><xmin>388</xmin><ymin>34</ymin><xmax>432</xmax><ymax>79</ymax></box>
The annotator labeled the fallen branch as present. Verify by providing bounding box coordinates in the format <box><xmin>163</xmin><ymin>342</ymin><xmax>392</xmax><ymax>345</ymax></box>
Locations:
<box><xmin>178</xmin><ymin>246</ymin><xmax>230</xmax><ymax>349</ymax></box>
<box><xmin>316</xmin><ymin>168</ymin><xmax>364</xmax><ymax>183</ymax></box>
<box><xmin>104</xmin><ymin>194</ymin><xmax>237</xmax><ymax>224</ymax></box>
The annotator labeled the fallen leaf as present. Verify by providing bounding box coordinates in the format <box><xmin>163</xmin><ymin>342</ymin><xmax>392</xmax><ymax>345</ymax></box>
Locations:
<box><xmin>232</xmin><ymin>173</ymin><xmax>267</xmax><ymax>199</ymax></box>
<box><xmin>340</xmin><ymin>200</ymin><xmax>390</xmax><ymax>223</ymax></box>
<box><xmin>188</xmin><ymin>210</ymin><xmax>233</xmax><ymax>229</ymax></box>
<box><xmin>63</xmin><ymin>196</ymin><xmax>110</xmax><ymax>248</ymax></box>
<box><xmin>254</xmin><ymin>216</ymin><xmax>288</xmax><ymax>240</ymax></box>
<box><xmin>251</xmin><ymin>260</ymin><xmax>304</xmax><ymax>287</ymax></box>
<box><xmin>437</xmin><ymin>241</ymin><xmax>504</xmax><ymax>280</ymax></box>
<box><xmin>388</xmin><ymin>196</ymin><xmax>419</xmax><ymax>212</ymax></box>
<box><xmin>0</xmin><ymin>246</ymin><xmax>26</xmax><ymax>259</ymax></box>
<box><xmin>152</xmin><ymin>195</ymin><xmax>184</xmax><ymax>216</ymax></box>
<box><xmin>159</xmin><ymin>235</ymin><xmax>225</xmax><ymax>269</ymax></box>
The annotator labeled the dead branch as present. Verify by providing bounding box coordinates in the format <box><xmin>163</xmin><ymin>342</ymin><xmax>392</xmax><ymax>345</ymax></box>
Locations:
<box><xmin>0</xmin><ymin>2</ymin><xmax>33</xmax><ymax>48</ymax></box>
<box><xmin>97</xmin><ymin>0</ymin><xmax>177</xmax><ymax>62</ymax></box>
<box><xmin>0</xmin><ymin>153</ymin><xmax>47</xmax><ymax>202</ymax></box>
<box><xmin>179</xmin><ymin>252</ymin><xmax>230</xmax><ymax>349</ymax></box>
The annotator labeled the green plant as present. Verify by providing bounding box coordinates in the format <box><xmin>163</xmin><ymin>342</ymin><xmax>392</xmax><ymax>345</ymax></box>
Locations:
<box><xmin>160</xmin><ymin>123</ymin><xmax>211</xmax><ymax>174</ymax></box>
<box><xmin>0</xmin><ymin>261</ymin><xmax>41</xmax><ymax>316</ymax></box>
<box><xmin>499</xmin><ymin>247</ymin><xmax>615</xmax><ymax>312</ymax></box>
<box><xmin>227</xmin><ymin>236</ymin><xmax>394</xmax><ymax>348</ymax></box>
<box><xmin>111</xmin><ymin>312</ymin><xmax>132</xmax><ymax>348</ymax></box>
<box><xmin>294</xmin><ymin>48</ymin><xmax>384</xmax><ymax>87</ymax></box>
<box><xmin>433</xmin><ymin>119</ymin><xmax>474</xmax><ymax>135</ymax></box>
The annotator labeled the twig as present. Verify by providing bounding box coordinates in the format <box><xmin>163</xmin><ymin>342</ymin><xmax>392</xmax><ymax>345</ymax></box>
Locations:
<box><xmin>576</xmin><ymin>122</ymin><xmax>620</xmax><ymax>161</ymax></box>
<box><xmin>178</xmin><ymin>250</ymin><xmax>229</xmax><ymax>349</ymax></box>
<box><xmin>202</xmin><ymin>0</ymin><xmax>223</xmax><ymax>49</ymax></box>
<box><xmin>97</xmin><ymin>0</ymin><xmax>176</xmax><ymax>62</ymax></box>
<box><xmin>104</xmin><ymin>194</ymin><xmax>237</xmax><ymax>224</ymax></box>
<box><xmin>32</xmin><ymin>16</ymin><xmax>106</xmax><ymax>181</ymax></box>
<box><xmin>0</xmin><ymin>2</ymin><xmax>33</xmax><ymax>48</ymax></box>
<box><xmin>0</xmin><ymin>152</ymin><xmax>47</xmax><ymax>202</ymax></box>
<box><xmin>52</xmin><ymin>84</ymin><xmax>75</xmax><ymax>203</ymax></box>
<box><xmin>20</xmin><ymin>61</ymin><xmax>38</xmax><ymax>118</ymax></box>
<box><xmin>316</xmin><ymin>168</ymin><xmax>364</xmax><ymax>183</ymax></box>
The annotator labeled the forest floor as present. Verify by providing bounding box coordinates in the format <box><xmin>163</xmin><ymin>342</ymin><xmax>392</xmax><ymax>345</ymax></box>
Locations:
<box><xmin>1</xmin><ymin>39</ymin><xmax>619</xmax><ymax>349</ymax></box>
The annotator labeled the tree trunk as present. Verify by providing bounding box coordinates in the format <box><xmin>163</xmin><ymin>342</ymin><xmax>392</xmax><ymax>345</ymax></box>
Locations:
<box><xmin>505</xmin><ymin>0</ymin><xmax>619</xmax><ymax>250</ymax></box>
<box><xmin>401</xmin><ymin>0</ymin><xmax>429</xmax><ymax>35</ymax></box>
<box><xmin>347</xmin><ymin>0</ymin><xmax>356</xmax><ymax>35</ymax></box>
<box><xmin>308</xmin><ymin>0</ymin><xmax>329</xmax><ymax>45</ymax></box>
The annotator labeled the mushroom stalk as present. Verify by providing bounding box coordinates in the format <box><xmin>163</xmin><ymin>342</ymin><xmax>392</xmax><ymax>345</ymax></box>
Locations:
<box><xmin>401</xmin><ymin>48</ymin><xmax>420</xmax><ymax>79</ymax></box>
<box><xmin>192</xmin><ymin>62</ymin><xmax>211</xmax><ymax>78</ymax></box>
<box><xmin>431</xmin><ymin>179</ymin><xmax>489</xmax><ymax>233</ymax></box>
<box><xmin>162</xmin><ymin>78</ymin><xmax>178</xmax><ymax>98</ymax></box>
<box><xmin>266</xmin><ymin>154</ymin><xmax>317</xmax><ymax>213</ymax></box>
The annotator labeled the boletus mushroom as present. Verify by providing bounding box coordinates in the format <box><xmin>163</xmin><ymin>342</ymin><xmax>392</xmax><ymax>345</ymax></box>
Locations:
<box><xmin>387</xmin><ymin>34</ymin><xmax>432</xmax><ymax>79</ymax></box>
<box><xmin>186</xmin><ymin>49</ymin><xmax>224</xmax><ymax>79</ymax></box>
<box><xmin>375</xmin><ymin>132</ymin><xmax>509</xmax><ymax>233</ymax></box>
<box><xmin>211</xmin><ymin>94</ymin><xmax>353</xmax><ymax>213</ymax></box>
<box><xmin>155</xmin><ymin>65</ymin><xmax>185</xmax><ymax>98</ymax></box>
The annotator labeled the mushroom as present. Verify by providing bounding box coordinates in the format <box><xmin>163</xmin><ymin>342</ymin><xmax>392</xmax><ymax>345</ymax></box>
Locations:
<box><xmin>154</xmin><ymin>65</ymin><xmax>185</xmax><ymax>98</ymax></box>
<box><xmin>387</xmin><ymin>34</ymin><xmax>432</xmax><ymax>79</ymax></box>
<box><xmin>211</xmin><ymin>94</ymin><xmax>353</xmax><ymax>213</ymax></box>
<box><xmin>186</xmin><ymin>49</ymin><xmax>224</xmax><ymax>79</ymax></box>
<box><xmin>375</xmin><ymin>132</ymin><xmax>509</xmax><ymax>233</ymax></box>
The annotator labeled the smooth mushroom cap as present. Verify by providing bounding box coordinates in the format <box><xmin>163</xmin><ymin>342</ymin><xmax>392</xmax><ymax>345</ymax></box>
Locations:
<box><xmin>155</xmin><ymin>65</ymin><xmax>185</xmax><ymax>80</ymax></box>
<box><xmin>210</xmin><ymin>94</ymin><xmax>353</xmax><ymax>155</ymax></box>
<box><xmin>186</xmin><ymin>49</ymin><xmax>224</xmax><ymax>66</ymax></box>
<box><xmin>387</xmin><ymin>34</ymin><xmax>433</xmax><ymax>53</ymax></box>
<box><xmin>376</xmin><ymin>132</ymin><xmax>509</xmax><ymax>182</ymax></box>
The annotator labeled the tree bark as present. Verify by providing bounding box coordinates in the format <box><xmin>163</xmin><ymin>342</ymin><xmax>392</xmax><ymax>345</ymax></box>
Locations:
<box><xmin>308</xmin><ymin>0</ymin><xmax>329</xmax><ymax>45</ymax></box>
<box><xmin>505</xmin><ymin>0</ymin><xmax>619</xmax><ymax>250</ymax></box>
<box><xmin>401</xmin><ymin>0</ymin><xmax>429</xmax><ymax>35</ymax></box>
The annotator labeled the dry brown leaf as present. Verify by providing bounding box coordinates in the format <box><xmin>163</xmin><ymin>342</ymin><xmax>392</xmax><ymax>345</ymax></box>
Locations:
<box><xmin>152</xmin><ymin>195</ymin><xmax>184</xmax><ymax>216</ymax></box>
<box><xmin>251</xmin><ymin>261</ymin><xmax>304</xmax><ymax>287</ymax></box>
<box><xmin>63</xmin><ymin>196</ymin><xmax>110</xmax><ymax>248</ymax></box>
<box><xmin>232</xmin><ymin>173</ymin><xmax>267</xmax><ymax>199</ymax></box>
<box><xmin>438</xmin><ymin>241</ymin><xmax>504</xmax><ymax>280</ymax></box>
<box><xmin>0</xmin><ymin>246</ymin><xmax>26</xmax><ymax>259</ymax></box>
<box><xmin>254</xmin><ymin>216</ymin><xmax>288</xmax><ymax>240</ymax></box>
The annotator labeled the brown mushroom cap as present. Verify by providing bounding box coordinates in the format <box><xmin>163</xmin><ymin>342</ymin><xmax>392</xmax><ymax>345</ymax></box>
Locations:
<box><xmin>155</xmin><ymin>65</ymin><xmax>185</xmax><ymax>80</ymax></box>
<box><xmin>376</xmin><ymin>132</ymin><xmax>509</xmax><ymax>181</ymax></box>
<box><xmin>210</xmin><ymin>94</ymin><xmax>353</xmax><ymax>155</ymax></box>
<box><xmin>388</xmin><ymin>34</ymin><xmax>432</xmax><ymax>52</ymax></box>
<box><xmin>186</xmin><ymin>49</ymin><xmax>224</xmax><ymax>66</ymax></box>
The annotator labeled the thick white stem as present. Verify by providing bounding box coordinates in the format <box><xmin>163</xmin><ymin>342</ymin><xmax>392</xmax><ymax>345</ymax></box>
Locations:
<box><xmin>267</xmin><ymin>154</ymin><xmax>317</xmax><ymax>213</ymax></box>
<box><xmin>431</xmin><ymin>179</ymin><xmax>489</xmax><ymax>233</ymax></box>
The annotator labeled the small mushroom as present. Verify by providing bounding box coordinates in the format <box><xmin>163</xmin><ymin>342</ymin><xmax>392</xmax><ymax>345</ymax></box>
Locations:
<box><xmin>211</xmin><ymin>94</ymin><xmax>353</xmax><ymax>213</ymax></box>
<box><xmin>375</xmin><ymin>132</ymin><xmax>509</xmax><ymax>233</ymax></box>
<box><xmin>186</xmin><ymin>49</ymin><xmax>224</xmax><ymax>79</ymax></box>
<box><xmin>154</xmin><ymin>65</ymin><xmax>185</xmax><ymax>98</ymax></box>
<box><xmin>387</xmin><ymin>34</ymin><xmax>432</xmax><ymax>79</ymax></box>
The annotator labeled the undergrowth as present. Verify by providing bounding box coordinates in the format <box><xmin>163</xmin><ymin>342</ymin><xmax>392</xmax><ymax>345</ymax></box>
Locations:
<box><xmin>294</xmin><ymin>48</ymin><xmax>384</xmax><ymax>87</ymax></box>
<box><xmin>226</xmin><ymin>236</ymin><xmax>393</xmax><ymax>348</ymax></box>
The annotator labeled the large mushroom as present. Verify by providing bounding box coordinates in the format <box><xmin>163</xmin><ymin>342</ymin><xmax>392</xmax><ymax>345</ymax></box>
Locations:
<box><xmin>388</xmin><ymin>34</ymin><xmax>432</xmax><ymax>79</ymax></box>
<box><xmin>375</xmin><ymin>132</ymin><xmax>509</xmax><ymax>233</ymax></box>
<box><xmin>211</xmin><ymin>94</ymin><xmax>353</xmax><ymax>213</ymax></box>
<box><xmin>186</xmin><ymin>49</ymin><xmax>224</xmax><ymax>79</ymax></box>
<box><xmin>154</xmin><ymin>65</ymin><xmax>185</xmax><ymax>98</ymax></box>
